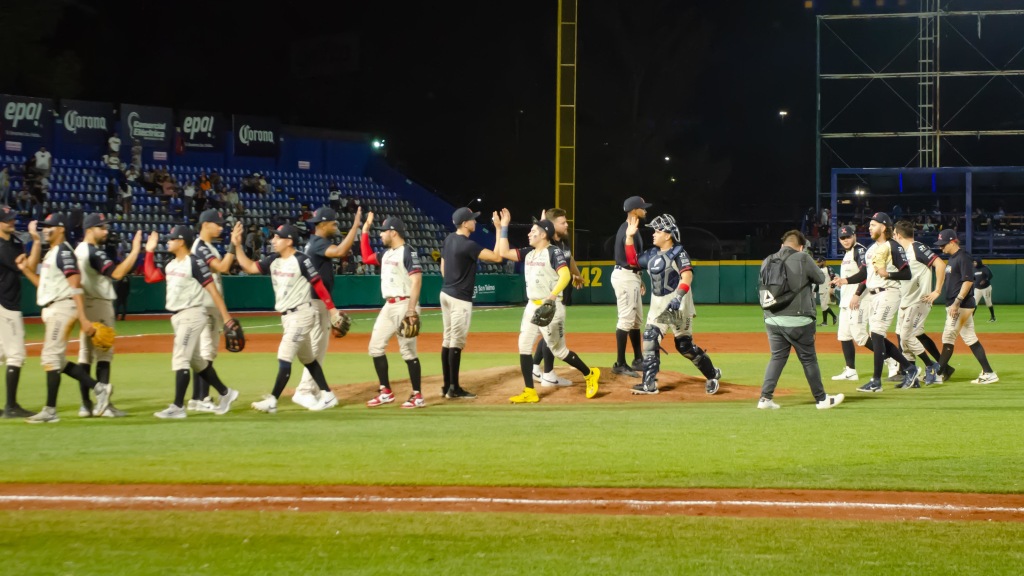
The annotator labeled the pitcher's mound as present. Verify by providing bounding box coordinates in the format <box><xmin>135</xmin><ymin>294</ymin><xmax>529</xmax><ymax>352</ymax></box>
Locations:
<box><xmin>309</xmin><ymin>366</ymin><xmax>762</xmax><ymax>407</ymax></box>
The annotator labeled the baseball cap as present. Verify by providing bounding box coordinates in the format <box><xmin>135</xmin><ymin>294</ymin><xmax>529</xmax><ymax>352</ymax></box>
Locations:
<box><xmin>869</xmin><ymin>212</ymin><xmax>893</xmax><ymax>228</ymax></box>
<box><xmin>0</xmin><ymin>206</ymin><xmax>16</xmax><ymax>223</ymax></box>
<box><xmin>623</xmin><ymin>196</ymin><xmax>653</xmax><ymax>212</ymax></box>
<box><xmin>534</xmin><ymin>219</ymin><xmax>556</xmax><ymax>239</ymax></box>
<box><xmin>380</xmin><ymin>216</ymin><xmax>406</xmax><ymax>237</ymax></box>
<box><xmin>838</xmin><ymin>225</ymin><xmax>856</xmax><ymax>238</ymax></box>
<box><xmin>82</xmin><ymin>213</ymin><xmax>110</xmax><ymax>230</ymax></box>
<box><xmin>935</xmin><ymin>228</ymin><xmax>958</xmax><ymax>247</ymax></box>
<box><xmin>164</xmin><ymin>225</ymin><xmax>195</xmax><ymax>246</ymax></box>
<box><xmin>309</xmin><ymin>206</ymin><xmax>339</xmax><ymax>224</ymax></box>
<box><xmin>198</xmin><ymin>208</ymin><xmax>226</xmax><ymax>225</ymax></box>
<box><xmin>38</xmin><ymin>213</ymin><xmax>69</xmax><ymax>228</ymax></box>
<box><xmin>452</xmin><ymin>207</ymin><xmax>480</xmax><ymax>226</ymax></box>
<box><xmin>272</xmin><ymin>224</ymin><xmax>300</xmax><ymax>240</ymax></box>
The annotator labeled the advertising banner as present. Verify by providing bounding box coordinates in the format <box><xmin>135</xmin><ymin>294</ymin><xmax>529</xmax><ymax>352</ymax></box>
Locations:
<box><xmin>58</xmin><ymin>99</ymin><xmax>115</xmax><ymax>145</ymax></box>
<box><xmin>121</xmin><ymin>103</ymin><xmax>172</xmax><ymax>145</ymax></box>
<box><xmin>232</xmin><ymin>114</ymin><xmax>280</xmax><ymax>157</ymax></box>
<box><xmin>1</xmin><ymin>94</ymin><xmax>55</xmax><ymax>142</ymax></box>
<box><xmin>177</xmin><ymin>109</ymin><xmax>225</xmax><ymax>151</ymax></box>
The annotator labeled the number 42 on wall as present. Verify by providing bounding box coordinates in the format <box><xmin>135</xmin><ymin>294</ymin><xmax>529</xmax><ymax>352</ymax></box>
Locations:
<box><xmin>578</xmin><ymin>267</ymin><xmax>603</xmax><ymax>287</ymax></box>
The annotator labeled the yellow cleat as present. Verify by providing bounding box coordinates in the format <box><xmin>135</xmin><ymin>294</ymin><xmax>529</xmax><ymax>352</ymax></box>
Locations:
<box><xmin>510</xmin><ymin>387</ymin><xmax>540</xmax><ymax>404</ymax></box>
<box><xmin>585</xmin><ymin>367</ymin><xmax>601</xmax><ymax>399</ymax></box>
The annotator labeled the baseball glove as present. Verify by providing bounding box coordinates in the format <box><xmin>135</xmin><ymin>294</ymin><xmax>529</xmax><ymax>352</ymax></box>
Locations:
<box><xmin>91</xmin><ymin>321</ymin><xmax>116</xmax><ymax>350</ymax></box>
<box><xmin>531</xmin><ymin>300</ymin><xmax>557</xmax><ymax>327</ymax></box>
<box><xmin>399</xmin><ymin>313</ymin><xmax>421</xmax><ymax>338</ymax></box>
<box><xmin>224</xmin><ymin>319</ymin><xmax>246</xmax><ymax>352</ymax></box>
<box><xmin>331</xmin><ymin>310</ymin><xmax>352</xmax><ymax>338</ymax></box>
<box><xmin>871</xmin><ymin>241</ymin><xmax>892</xmax><ymax>271</ymax></box>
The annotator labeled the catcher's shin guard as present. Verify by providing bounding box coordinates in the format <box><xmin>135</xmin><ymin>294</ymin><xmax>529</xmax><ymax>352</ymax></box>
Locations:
<box><xmin>676</xmin><ymin>335</ymin><xmax>717</xmax><ymax>379</ymax></box>
<box><xmin>641</xmin><ymin>352</ymin><xmax>660</xmax><ymax>391</ymax></box>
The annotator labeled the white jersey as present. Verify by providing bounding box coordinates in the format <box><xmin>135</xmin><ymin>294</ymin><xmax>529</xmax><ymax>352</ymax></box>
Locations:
<box><xmin>74</xmin><ymin>242</ymin><xmax>117</xmax><ymax>301</ymax></box>
<box><xmin>518</xmin><ymin>245</ymin><xmax>567</xmax><ymax>301</ymax></box>
<box><xmin>900</xmin><ymin>240</ymin><xmax>939</xmax><ymax>308</ymax></box>
<box><xmin>256</xmin><ymin>252</ymin><xmax>323</xmax><ymax>313</ymax></box>
<box><xmin>839</xmin><ymin>243</ymin><xmax>867</xmax><ymax>307</ymax></box>
<box><xmin>192</xmin><ymin>238</ymin><xmax>225</xmax><ymax>307</ymax></box>
<box><xmin>163</xmin><ymin>254</ymin><xmax>214</xmax><ymax>312</ymax></box>
<box><xmin>36</xmin><ymin>242</ymin><xmax>80</xmax><ymax>307</ymax></box>
<box><xmin>865</xmin><ymin>239</ymin><xmax>909</xmax><ymax>291</ymax></box>
<box><xmin>376</xmin><ymin>244</ymin><xmax>422</xmax><ymax>298</ymax></box>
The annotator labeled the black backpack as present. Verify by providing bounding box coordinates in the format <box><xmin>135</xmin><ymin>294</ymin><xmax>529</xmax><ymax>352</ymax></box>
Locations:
<box><xmin>759</xmin><ymin>250</ymin><xmax>799</xmax><ymax>312</ymax></box>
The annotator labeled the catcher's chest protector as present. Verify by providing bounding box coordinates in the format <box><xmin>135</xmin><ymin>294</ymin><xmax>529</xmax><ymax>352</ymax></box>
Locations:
<box><xmin>648</xmin><ymin>247</ymin><xmax>686</xmax><ymax>297</ymax></box>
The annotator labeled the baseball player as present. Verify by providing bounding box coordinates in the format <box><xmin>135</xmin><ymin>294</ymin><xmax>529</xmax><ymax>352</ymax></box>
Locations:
<box><xmin>232</xmin><ymin>223</ymin><xmax>344</xmax><ymax>413</ymax></box>
<box><xmin>438</xmin><ymin>206</ymin><xmax>504</xmax><ymax>399</ymax></box>
<box><xmin>75</xmin><ymin>213</ymin><xmax>142</xmax><ymax>417</ymax></box>
<box><xmin>611</xmin><ymin>195</ymin><xmax>652</xmax><ymax>377</ymax></box>
<box><xmin>188</xmin><ymin>209</ymin><xmax>236</xmax><ymax>412</ymax></box>
<box><xmin>359</xmin><ymin>212</ymin><xmax>426</xmax><ymax>408</ymax></box>
<box><xmin>929</xmin><ymin>229</ymin><xmax>998</xmax><ymax>384</ymax></box>
<box><xmin>142</xmin><ymin>227</ymin><xmax>239</xmax><ymax>419</ymax></box>
<box><xmin>530</xmin><ymin>207</ymin><xmax>584</xmax><ymax>387</ymax></box>
<box><xmin>22</xmin><ymin>213</ymin><xmax>112</xmax><ymax>423</ymax></box>
<box><xmin>493</xmin><ymin>209</ymin><xmax>600</xmax><ymax>403</ymax></box>
<box><xmin>291</xmin><ymin>206</ymin><xmax>361</xmax><ymax>409</ymax></box>
<box><xmin>0</xmin><ymin>206</ymin><xmax>37</xmax><ymax>418</ymax></box>
<box><xmin>892</xmin><ymin>220</ymin><xmax>946</xmax><ymax>387</ymax></box>
<box><xmin>850</xmin><ymin>212</ymin><xmax>919</xmax><ymax>392</ymax></box>
<box><xmin>624</xmin><ymin>213</ymin><xmax>721</xmax><ymax>396</ymax></box>
<box><xmin>972</xmin><ymin>258</ymin><xmax>995</xmax><ymax>322</ymax></box>
<box><xmin>816</xmin><ymin>257</ymin><xmax>837</xmax><ymax>326</ymax></box>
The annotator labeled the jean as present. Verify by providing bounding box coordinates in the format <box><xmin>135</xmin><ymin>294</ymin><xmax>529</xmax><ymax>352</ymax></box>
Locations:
<box><xmin>761</xmin><ymin>321</ymin><xmax>826</xmax><ymax>402</ymax></box>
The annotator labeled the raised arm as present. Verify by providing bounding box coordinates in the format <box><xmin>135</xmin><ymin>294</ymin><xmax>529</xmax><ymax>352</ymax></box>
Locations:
<box><xmin>16</xmin><ymin>254</ymin><xmax>38</xmax><ymax>287</ymax></box>
<box><xmin>142</xmin><ymin>231</ymin><xmax>166</xmax><ymax>283</ymax></box>
<box><xmin>230</xmin><ymin>222</ymin><xmax>261</xmax><ymax>274</ymax></box>
<box><xmin>493</xmin><ymin>208</ymin><xmax>520</xmax><ymax>261</ymax></box>
<box><xmin>327</xmin><ymin>206</ymin><xmax>362</xmax><ymax>259</ymax></box>
<box><xmin>359</xmin><ymin>210</ymin><xmax>380</xmax><ymax>266</ymax></box>
<box><xmin>624</xmin><ymin>214</ymin><xmax>640</xmax><ymax>267</ymax></box>
<box><xmin>26</xmin><ymin>221</ymin><xmax>41</xmax><ymax>271</ymax></box>
<box><xmin>111</xmin><ymin>231</ymin><xmax>142</xmax><ymax>280</ymax></box>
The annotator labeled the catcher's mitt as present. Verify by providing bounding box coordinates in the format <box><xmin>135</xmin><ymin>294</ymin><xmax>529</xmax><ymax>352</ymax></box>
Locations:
<box><xmin>331</xmin><ymin>310</ymin><xmax>352</xmax><ymax>338</ymax></box>
<box><xmin>531</xmin><ymin>300</ymin><xmax>557</xmax><ymax>327</ymax></box>
<box><xmin>224</xmin><ymin>318</ymin><xmax>246</xmax><ymax>352</ymax></box>
<box><xmin>91</xmin><ymin>321</ymin><xmax>116</xmax><ymax>350</ymax></box>
<box><xmin>399</xmin><ymin>313</ymin><xmax>421</xmax><ymax>338</ymax></box>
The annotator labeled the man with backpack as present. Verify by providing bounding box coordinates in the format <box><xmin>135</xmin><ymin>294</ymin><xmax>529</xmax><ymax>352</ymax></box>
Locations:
<box><xmin>756</xmin><ymin>230</ymin><xmax>845</xmax><ymax>410</ymax></box>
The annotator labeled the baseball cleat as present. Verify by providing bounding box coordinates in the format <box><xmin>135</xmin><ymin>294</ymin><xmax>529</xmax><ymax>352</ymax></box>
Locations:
<box><xmin>816</xmin><ymin>393</ymin><xmax>845</xmax><ymax>410</ymax></box>
<box><xmin>251</xmin><ymin>395</ymin><xmax>278</xmax><ymax>414</ymax></box>
<box><xmin>540</xmin><ymin>372</ymin><xmax>573</xmax><ymax>387</ymax></box>
<box><xmin>447</xmin><ymin>388</ymin><xmax>477</xmax><ymax>399</ymax></box>
<box><xmin>831</xmin><ymin>367</ymin><xmax>858</xmax><ymax>381</ymax></box>
<box><xmin>93</xmin><ymin>382</ymin><xmax>112</xmax><ymax>417</ymax></box>
<box><xmin>26</xmin><ymin>406</ymin><xmax>60</xmax><ymax>423</ymax></box>
<box><xmin>584</xmin><ymin>368</ymin><xmax>601</xmax><ymax>399</ymax></box>
<box><xmin>310</xmin><ymin>391</ymin><xmax>339</xmax><ymax>411</ymax></box>
<box><xmin>856</xmin><ymin>378</ymin><xmax>883</xmax><ymax>393</ymax></box>
<box><xmin>631</xmin><ymin>382</ymin><xmax>659</xmax><ymax>395</ymax></box>
<box><xmin>2</xmin><ymin>404</ymin><xmax>37</xmax><ymax>419</ymax></box>
<box><xmin>366</xmin><ymin>388</ymin><xmax>395</xmax><ymax>407</ymax></box>
<box><xmin>757</xmin><ymin>397</ymin><xmax>781</xmax><ymax>410</ymax></box>
<box><xmin>96</xmin><ymin>403</ymin><xmax>128</xmax><ymax>418</ymax></box>
<box><xmin>971</xmin><ymin>372</ymin><xmax>999</xmax><ymax>385</ymax></box>
<box><xmin>705</xmin><ymin>368</ymin><xmax>722</xmax><ymax>395</ymax></box>
<box><xmin>531</xmin><ymin>365</ymin><xmax>542</xmax><ymax>382</ymax></box>
<box><xmin>885</xmin><ymin>358</ymin><xmax>900</xmax><ymax>379</ymax></box>
<box><xmin>401</xmin><ymin>393</ymin><xmax>425</xmax><ymax>409</ymax></box>
<box><xmin>78</xmin><ymin>403</ymin><xmax>94</xmax><ymax>418</ymax></box>
<box><xmin>923</xmin><ymin>363</ymin><xmax>940</xmax><ymax>385</ymax></box>
<box><xmin>611</xmin><ymin>362</ymin><xmax>639</xmax><ymax>378</ymax></box>
<box><xmin>215</xmin><ymin>388</ymin><xmax>240</xmax><ymax>415</ymax></box>
<box><xmin>630</xmin><ymin>357</ymin><xmax>645</xmax><ymax>372</ymax></box>
<box><xmin>153</xmin><ymin>404</ymin><xmax>186</xmax><ymax>419</ymax></box>
<box><xmin>291</xmin><ymin>391</ymin><xmax>320</xmax><ymax>409</ymax></box>
<box><xmin>509</xmin><ymin>388</ymin><xmax>540</xmax><ymax>404</ymax></box>
<box><xmin>192</xmin><ymin>398</ymin><xmax>217</xmax><ymax>413</ymax></box>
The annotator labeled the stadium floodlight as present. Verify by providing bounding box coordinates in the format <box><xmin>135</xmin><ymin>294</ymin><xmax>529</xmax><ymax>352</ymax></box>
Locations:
<box><xmin>372</xmin><ymin>139</ymin><xmax>385</xmax><ymax>149</ymax></box>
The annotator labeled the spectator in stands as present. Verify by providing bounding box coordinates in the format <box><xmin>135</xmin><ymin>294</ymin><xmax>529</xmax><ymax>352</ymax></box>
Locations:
<box><xmin>350</xmin><ymin>196</ymin><xmax>362</xmax><ymax>214</ymax></box>
<box><xmin>34</xmin><ymin>146</ymin><xmax>52</xmax><ymax>179</ymax></box>
<box><xmin>114</xmin><ymin>275</ymin><xmax>130</xmax><ymax>321</ymax></box>
<box><xmin>194</xmin><ymin>187</ymin><xmax>207</xmax><ymax>214</ymax></box>
<box><xmin>17</xmin><ymin>187</ymin><xmax>36</xmax><ymax>217</ymax></box>
<box><xmin>994</xmin><ymin>206</ymin><xmax>1006</xmax><ymax>229</ymax></box>
<box><xmin>108</xmin><ymin>132</ymin><xmax>121</xmax><ymax>156</ymax></box>
<box><xmin>255</xmin><ymin>173</ymin><xmax>269</xmax><ymax>195</ymax></box>
<box><xmin>298</xmin><ymin>204</ymin><xmax>313</xmax><ymax>223</ymax></box>
<box><xmin>182</xmin><ymin>181</ymin><xmax>196</xmax><ymax>219</ymax></box>
<box><xmin>130</xmin><ymin>139</ymin><xmax>142</xmax><ymax>170</ymax></box>
<box><xmin>240</xmin><ymin>174</ymin><xmax>258</xmax><ymax>195</ymax></box>
<box><xmin>224</xmin><ymin>186</ymin><xmax>239</xmax><ymax>212</ymax></box>
<box><xmin>210</xmin><ymin>171</ymin><xmax>224</xmax><ymax>193</ymax></box>
<box><xmin>244</xmin><ymin>223</ymin><xmax>265</xmax><ymax>258</ymax></box>
<box><xmin>198</xmin><ymin>172</ymin><xmax>212</xmax><ymax>195</ymax></box>
<box><xmin>103</xmin><ymin>150</ymin><xmax>123</xmax><ymax>172</ymax></box>
<box><xmin>0</xmin><ymin>166</ymin><xmax>9</xmax><ymax>206</ymax></box>
<box><xmin>120</xmin><ymin>179</ymin><xmax>133</xmax><ymax>215</ymax></box>
<box><xmin>328</xmin><ymin>182</ymin><xmax>341</xmax><ymax>211</ymax></box>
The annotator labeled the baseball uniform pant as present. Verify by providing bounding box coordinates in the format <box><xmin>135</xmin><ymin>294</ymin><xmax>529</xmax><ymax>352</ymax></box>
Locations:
<box><xmin>837</xmin><ymin>304</ymin><xmax>870</xmax><ymax>346</ymax></box>
<box><xmin>278</xmin><ymin>304</ymin><xmax>317</xmax><ymax>364</ymax></box>
<box><xmin>868</xmin><ymin>289</ymin><xmax>900</xmax><ymax>337</ymax></box>
<box><xmin>518</xmin><ymin>300</ymin><xmax>568</xmax><ymax>358</ymax></box>
<box><xmin>0</xmin><ymin>306</ymin><xmax>26</xmax><ymax>368</ymax></box>
<box><xmin>942</xmin><ymin>306</ymin><xmax>979</xmax><ymax>346</ymax></box>
<box><xmin>440</xmin><ymin>292</ymin><xmax>472</xmax><ymax>349</ymax></box>
<box><xmin>369</xmin><ymin>299</ymin><xmax>420</xmax><ymax>360</ymax></box>
<box><xmin>296</xmin><ymin>299</ymin><xmax>331</xmax><ymax>395</ymax></box>
<box><xmin>975</xmin><ymin>286</ymin><xmax>993</xmax><ymax>307</ymax></box>
<box><xmin>40</xmin><ymin>299</ymin><xmax>78</xmax><ymax>372</ymax></box>
<box><xmin>171</xmin><ymin>307</ymin><xmax>210</xmax><ymax>372</ymax></box>
<box><xmin>611</xmin><ymin>268</ymin><xmax>643</xmax><ymax>331</ymax></box>
<box><xmin>199</xmin><ymin>305</ymin><xmax>223</xmax><ymax>363</ymax></box>
<box><xmin>897</xmin><ymin>302</ymin><xmax>932</xmax><ymax>357</ymax></box>
<box><xmin>78</xmin><ymin>298</ymin><xmax>115</xmax><ymax>365</ymax></box>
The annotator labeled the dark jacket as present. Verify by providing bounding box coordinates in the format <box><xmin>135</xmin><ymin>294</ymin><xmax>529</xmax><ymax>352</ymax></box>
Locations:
<box><xmin>762</xmin><ymin>246</ymin><xmax>827</xmax><ymax>320</ymax></box>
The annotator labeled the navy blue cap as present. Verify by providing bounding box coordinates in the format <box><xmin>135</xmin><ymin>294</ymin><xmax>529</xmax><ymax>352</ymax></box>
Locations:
<box><xmin>0</xmin><ymin>206</ymin><xmax>16</xmax><ymax>223</ymax></box>
<box><xmin>310</xmin><ymin>206</ymin><xmax>339</xmax><ymax>224</ymax></box>
<box><xmin>624</xmin><ymin>196</ymin><xmax>653</xmax><ymax>212</ymax></box>
<box><xmin>380</xmin><ymin>216</ymin><xmax>406</xmax><ymax>237</ymax></box>
<box><xmin>38</xmin><ymin>213</ymin><xmax>69</xmax><ymax>228</ymax></box>
<box><xmin>272</xmin><ymin>224</ymin><xmax>300</xmax><ymax>240</ymax></box>
<box><xmin>869</xmin><ymin>212</ymin><xmax>893</xmax><ymax>228</ymax></box>
<box><xmin>83</xmin><ymin>213</ymin><xmax>110</xmax><ymax>229</ymax></box>
<box><xmin>935</xmin><ymin>228</ymin><xmax>958</xmax><ymax>247</ymax></box>
<box><xmin>164</xmin><ymin>225</ymin><xmax>196</xmax><ymax>246</ymax></box>
<box><xmin>838</xmin><ymin>225</ymin><xmax>856</xmax><ymax>238</ymax></box>
<box><xmin>198</xmin><ymin>209</ymin><xmax>226</xmax><ymax>225</ymax></box>
<box><xmin>535</xmin><ymin>219</ymin><xmax>556</xmax><ymax>239</ymax></box>
<box><xmin>452</xmin><ymin>207</ymin><xmax>480</xmax><ymax>226</ymax></box>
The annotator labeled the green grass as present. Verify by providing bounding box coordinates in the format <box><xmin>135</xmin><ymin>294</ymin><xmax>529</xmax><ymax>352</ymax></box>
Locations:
<box><xmin>2</xmin><ymin>511</ymin><xmax>1024</xmax><ymax>575</ymax></box>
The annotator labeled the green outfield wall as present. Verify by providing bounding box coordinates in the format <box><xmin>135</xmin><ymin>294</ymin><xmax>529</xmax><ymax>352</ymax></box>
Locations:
<box><xmin>20</xmin><ymin>260</ymin><xmax>1024</xmax><ymax>314</ymax></box>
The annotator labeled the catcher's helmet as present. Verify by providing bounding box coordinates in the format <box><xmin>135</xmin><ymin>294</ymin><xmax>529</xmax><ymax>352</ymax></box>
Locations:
<box><xmin>646</xmin><ymin>214</ymin><xmax>680</xmax><ymax>242</ymax></box>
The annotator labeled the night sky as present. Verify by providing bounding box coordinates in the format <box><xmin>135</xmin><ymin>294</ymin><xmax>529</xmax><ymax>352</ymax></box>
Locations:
<box><xmin>3</xmin><ymin>0</ymin><xmax>1023</xmax><ymax>252</ymax></box>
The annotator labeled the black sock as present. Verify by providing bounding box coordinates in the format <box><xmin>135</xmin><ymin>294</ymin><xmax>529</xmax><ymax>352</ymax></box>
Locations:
<box><xmin>989</xmin><ymin>306</ymin><xmax>995</xmax><ymax>320</ymax></box>
<box><xmin>271</xmin><ymin>360</ymin><xmax>292</xmax><ymax>398</ymax></box>
<box><xmin>6</xmin><ymin>366</ymin><xmax>21</xmax><ymax>406</ymax></box>
<box><xmin>562</xmin><ymin>351</ymin><xmax>590</xmax><ymax>376</ymax></box>
<box><xmin>870</xmin><ymin>333</ymin><xmax>886</xmax><ymax>378</ymax></box>
<box><xmin>449</xmin><ymin>348</ymin><xmax>462</xmax><ymax>390</ymax></box>
<box><xmin>174</xmin><ymin>369</ymin><xmax>190</xmax><ymax>407</ymax></box>
<box><xmin>615</xmin><ymin>329</ymin><xmax>628</xmax><ymax>365</ymax></box>
<box><xmin>822</xmin><ymin>311</ymin><xmax>827</xmax><ymax>324</ymax></box>
<box><xmin>628</xmin><ymin>329</ymin><xmax>642</xmax><ymax>361</ymax></box>
<box><xmin>77</xmin><ymin>363</ymin><xmax>93</xmax><ymax>405</ymax></box>
<box><xmin>96</xmin><ymin>361</ymin><xmax>111</xmax><ymax>384</ymax></box>
<box><xmin>864</xmin><ymin>339</ymin><xmax>874</xmax><ymax>352</ymax></box>
<box><xmin>46</xmin><ymin>370</ymin><xmax>61</xmax><ymax>407</ymax></box>
<box><xmin>883</xmin><ymin>338</ymin><xmax>910</xmax><ymax>369</ymax></box>
<box><xmin>918</xmin><ymin>334</ymin><xmax>942</xmax><ymax>361</ymax></box>
<box><xmin>938</xmin><ymin>343</ymin><xmax>955</xmax><ymax>371</ymax></box>
<box><xmin>441</xmin><ymin>347</ymin><xmax>451</xmax><ymax>390</ymax></box>
<box><xmin>197</xmin><ymin>364</ymin><xmax>229</xmax><ymax>396</ymax></box>
<box><xmin>968</xmin><ymin>342</ymin><xmax>993</xmax><ymax>373</ymax></box>
<box><xmin>841</xmin><ymin>340</ymin><xmax>857</xmax><ymax>368</ymax></box>
<box><xmin>520</xmin><ymin>354</ymin><xmax>534</xmax><ymax>389</ymax></box>
<box><xmin>303</xmin><ymin>360</ymin><xmax>330</xmax><ymax>392</ymax></box>
<box><xmin>64</xmin><ymin>363</ymin><xmax>98</xmax><ymax>391</ymax></box>
<box><xmin>918</xmin><ymin>353</ymin><xmax>935</xmax><ymax>366</ymax></box>
<box><xmin>896</xmin><ymin>334</ymin><xmax>902</xmax><ymax>350</ymax></box>
<box><xmin>532</xmin><ymin>340</ymin><xmax>545</xmax><ymax>366</ymax></box>
<box><xmin>543</xmin><ymin>347</ymin><xmax>555</xmax><ymax>374</ymax></box>
<box><xmin>191</xmin><ymin>373</ymin><xmax>204</xmax><ymax>400</ymax></box>
<box><xmin>405</xmin><ymin>358</ymin><xmax>421</xmax><ymax>393</ymax></box>
<box><xmin>372</xmin><ymin>355</ymin><xmax>390</xmax><ymax>389</ymax></box>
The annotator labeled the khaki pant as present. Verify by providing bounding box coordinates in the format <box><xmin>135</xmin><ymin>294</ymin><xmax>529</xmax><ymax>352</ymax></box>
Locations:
<box><xmin>440</xmin><ymin>292</ymin><xmax>472</xmax><ymax>349</ymax></box>
<box><xmin>868</xmin><ymin>289</ymin><xmax>900</xmax><ymax>337</ymax></box>
<box><xmin>199</xmin><ymin>306</ymin><xmax>223</xmax><ymax>362</ymax></box>
<box><xmin>369</xmin><ymin>299</ymin><xmax>420</xmax><ymax>360</ymax></box>
<box><xmin>975</xmin><ymin>286</ymin><xmax>993</xmax><ymax>307</ymax></box>
<box><xmin>40</xmin><ymin>299</ymin><xmax>77</xmax><ymax>371</ymax></box>
<box><xmin>0</xmin><ymin>306</ymin><xmax>26</xmax><ymax>368</ymax></box>
<box><xmin>517</xmin><ymin>300</ymin><xmax>568</xmax><ymax>358</ymax></box>
<box><xmin>296</xmin><ymin>300</ymin><xmax>331</xmax><ymax>395</ymax></box>
<box><xmin>611</xmin><ymin>268</ymin><xmax>643</xmax><ymax>331</ymax></box>
<box><xmin>897</xmin><ymin>301</ymin><xmax>932</xmax><ymax>357</ymax></box>
<box><xmin>78</xmin><ymin>297</ymin><xmax>115</xmax><ymax>365</ymax></box>
<box><xmin>171</xmin><ymin>307</ymin><xmax>210</xmax><ymax>372</ymax></box>
<box><xmin>837</xmin><ymin>303</ymin><xmax>870</xmax><ymax>346</ymax></box>
<box><xmin>278</xmin><ymin>303</ymin><xmax>317</xmax><ymax>364</ymax></box>
<box><xmin>942</xmin><ymin>306</ymin><xmax>979</xmax><ymax>346</ymax></box>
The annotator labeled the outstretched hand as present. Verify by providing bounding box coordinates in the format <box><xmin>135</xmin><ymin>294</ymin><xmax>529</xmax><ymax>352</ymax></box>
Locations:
<box><xmin>130</xmin><ymin>230</ymin><xmax>142</xmax><ymax>252</ymax></box>
<box><xmin>362</xmin><ymin>211</ymin><xmax>374</xmax><ymax>234</ymax></box>
<box><xmin>145</xmin><ymin>231</ymin><xmax>160</xmax><ymax>252</ymax></box>
<box><xmin>626</xmin><ymin>214</ymin><xmax>639</xmax><ymax>236</ymax></box>
<box><xmin>500</xmin><ymin>208</ymin><xmax>511</xmax><ymax>227</ymax></box>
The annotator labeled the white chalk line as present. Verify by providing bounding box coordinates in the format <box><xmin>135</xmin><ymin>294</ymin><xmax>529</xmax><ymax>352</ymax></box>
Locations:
<box><xmin>24</xmin><ymin>306</ymin><xmax>514</xmax><ymax>347</ymax></box>
<box><xmin>0</xmin><ymin>494</ymin><xmax>1022</xmax><ymax>515</ymax></box>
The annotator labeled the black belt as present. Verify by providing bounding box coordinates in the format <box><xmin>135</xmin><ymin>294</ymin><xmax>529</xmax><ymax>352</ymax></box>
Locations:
<box><xmin>42</xmin><ymin>298</ymin><xmax>72</xmax><ymax>309</ymax></box>
<box><xmin>283</xmin><ymin>302</ymin><xmax>313</xmax><ymax>316</ymax></box>
<box><xmin>614</xmin><ymin>265</ymin><xmax>642</xmax><ymax>274</ymax></box>
<box><xmin>868</xmin><ymin>288</ymin><xmax>886</xmax><ymax>295</ymax></box>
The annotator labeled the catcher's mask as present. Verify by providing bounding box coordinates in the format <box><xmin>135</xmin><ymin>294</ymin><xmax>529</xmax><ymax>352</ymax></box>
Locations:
<box><xmin>646</xmin><ymin>214</ymin><xmax>680</xmax><ymax>242</ymax></box>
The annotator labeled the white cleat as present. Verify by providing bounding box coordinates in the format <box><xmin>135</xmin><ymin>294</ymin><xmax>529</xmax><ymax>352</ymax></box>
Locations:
<box><xmin>540</xmin><ymin>372</ymin><xmax>573</xmax><ymax>387</ymax></box>
<box><xmin>757</xmin><ymin>397</ymin><xmax>781</xmax><ymax>410</ymax></box>
<box><xmin>816</xmin><ymin>393</ymin><xmax>845</xmax><ymax>410</ymax></box>
<box><xmin>215</xmin><ymin>388</ymin><xmax>240</xmax><ymax>415</ymax></box>
<box><xmin>885</xmin><ymin>358</ymin><xmax>900</xmax><ymax>379</ymax></box>
<box><xmin>154</xmin><ymin>404</ymin><xmax>186</xmax><ymax>420</ymax></box>
<box><xmin>251</xmin><ymin>395</ymin><xmax>278</xmax><ymax>414</ymax></box>
<box><xmin>291</xmin><ymin>391</ymin><xmax>320</xmax><ymax>409</ymax></box>
<box><xmin>831</xmin><ymin>367</ymin><xmax>858</xmax><ymax>381</ymax></box>
<box><xmin>309</xmin><ymin>391</ymin><xmax>339</xmax><ymax>411</ymax></box>
<box><xmin>971</xmin><ymin>372</ymin><xmax>999</xmax><ymax>385</ymax></box>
